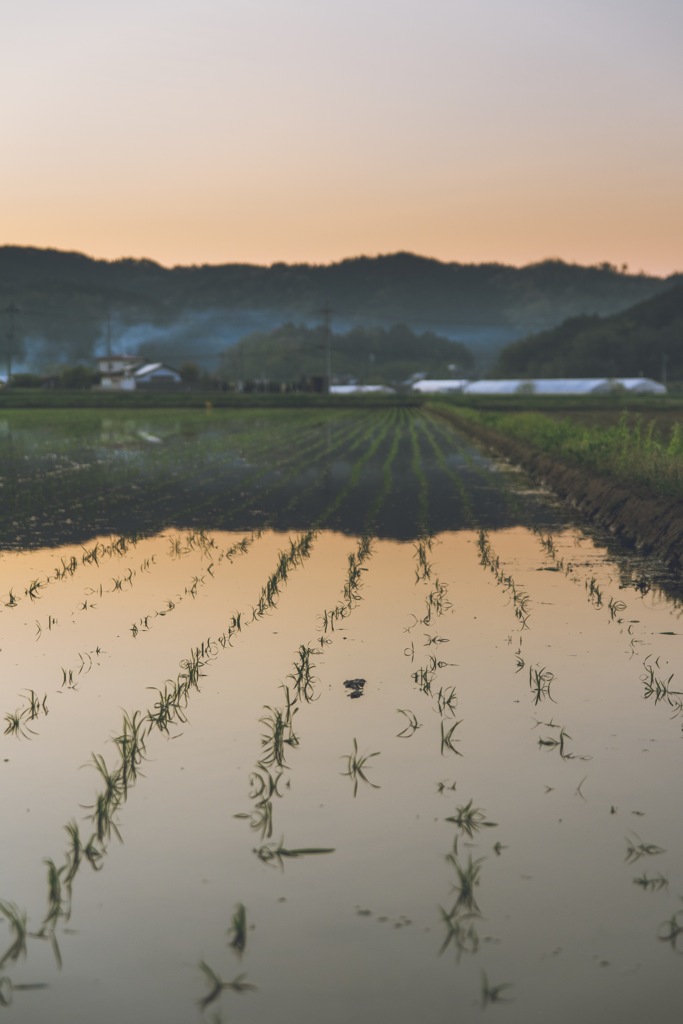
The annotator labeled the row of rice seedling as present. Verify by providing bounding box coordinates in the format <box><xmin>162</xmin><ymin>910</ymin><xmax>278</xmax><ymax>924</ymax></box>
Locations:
<box><xmin>0</xmin><ymin>410</ymin><xmax>418</xmax><ymax>993</ymax></box>
<box><xmin>0</xmin><ymin>525</ymin><xmax>324</xmax><ymax>1004</ymax></box>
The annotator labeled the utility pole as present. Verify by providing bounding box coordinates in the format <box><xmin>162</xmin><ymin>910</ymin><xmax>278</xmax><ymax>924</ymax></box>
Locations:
<box><xmin>1</xmin><ymin>302</ymin><xmax>22</xmax><ymax>384</ymax></box>
<box><xmin>106</xmin><ymin>309</ymin><xmax>113</xmax><ymax>372</ymax></box>
<box><xmin>319</xmin><ymin>300</ymin><xmax>332</xmax><ymax>392</ymax></box>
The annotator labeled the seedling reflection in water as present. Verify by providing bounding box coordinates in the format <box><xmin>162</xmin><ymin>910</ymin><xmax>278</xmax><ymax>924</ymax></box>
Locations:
<box><xmin>446</xmin><ymin>853</ymin><xmax>483</xmax><ymax>914</ymax></box>
<box><xmin>438</xmin><ymin>904</ymin><xmax>480</xmax><ymax>959</ymax></box>
<box><xmin>0</xmin><ymin>902</ymin><xmax>28</xmax><ymax>970</ymax></box>
<box><xmin>228</xmin><ymin>904</ymin><xmax>247</xmax><ymax>957</ymax></box>
<box><xmin>440</xmin><ymin>719</ymin><xmax>463</xmax><ymax>757</ymax></box>
<box><xmin>529</xmin><ymin>664</ymin><xmax>555</xmax><ymax>705</ymax></box>
<box><xmin>198</xmin><ymin>962</ymin><xmax>256</xmax><ymax>1009</ymax></box>
<box><xmin>625</xmin><ymin>833</ymin><xmax>665</xmax><ymax>863</ymax></box>
<box><xmin>253</xmin><ymin>839</ymin><xmax>335</xmax><ymax>870</ymax></box>
<box><xmin>634</xmin><ymin>873</ymin><xmax>668</xmax><ymax>891</ymax></box>
<box><xmin>446</xmin><ymin>800</ymin><xmax>497</xmax><ymax>838</ymax></box>
<box><xmin>396</xmin><ymin>709</ymin><xmax>420</xmax><ymax>738</ymax></box>
<box><xmin>658</xmin><ymin>911</ymin><xmax>683</xmax><ymax>952</ymax></box>
<box><xmin>342</xmin><ymin>738</ymin><xmax>380</xmax><ymax>796</ymax></box>
<box><xmin>481</xmin><ymin>971</ymin><xmax>513</xmax><ymax>1007</ymax></box>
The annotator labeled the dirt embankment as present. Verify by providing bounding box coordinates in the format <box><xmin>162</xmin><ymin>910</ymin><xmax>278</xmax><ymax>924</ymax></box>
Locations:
<box><xmin>432</xmin><ymin>406</ymin><xmax>683</xmax><ymax>571</ymax></box>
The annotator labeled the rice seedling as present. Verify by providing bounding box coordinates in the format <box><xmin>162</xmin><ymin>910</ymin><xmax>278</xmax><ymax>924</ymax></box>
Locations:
<box><xmin>640</xmin><ymin>658</ymin><xmax>679</xmax><ymax>705</ymax></box>
<box><xmin>83</xmin><ymin>834</ymin><xmax>105</xmax><ymax>872</ymax></box>
<box><xmin>414</xmin><ymin>537</ymin><xmax>434</xmax><ymax>582</ymax></box>
<box><xmin>35</xmin><ymin>860</ymin><xmax>65</xmax><ymax>966</ymax></box>
<box><xmin>260</xmin><ymin>705</ymin><xmax>298</xmax><ymax>769</ymax></box>
<box><xmin>61</xmin><ymin>668</ymin><xmax>75</xmax><ymax>689</ymax></box>
<box><xmin>4</xmin><ymin>590</ymin><xmax>18</xmax><ymax>608</ymax></box>
<box><xmin>287</xmin><ymin>644</ymin><xmax>319</xmax><ymax>703</ymax></box>
<box><xmin>435</xmin><ymin>686</ymin><xmax>458</xmax><ymax>715</ymax></box>
<box><xmin>113</xmin><ymin>711</ymin><xmax>147</xmax><ymax>793</ymax></box>
<box><xmin>146</xmin><ymin>683</ymin><xmax>187</xmax><ymax>735</ymax></box>
<box><xmin>440</xmin><ymin>719</ymin><xmax>463</xmax><ymax>757</ymax></box>
<box><xmin>0</xmin><ymin>902</ymin><xmax>28</xmax><ymax>969</ymax></box>
<box><xmin>585</xmin><ymin>576</ymin><xmax>603</xmax><ymax>608</ymax></box>
<box><xmin>253</xmin><ymin>839</ymin><xmax>335</xmax><ymax>870</ymax></box>
<box><xmin>438</xmin><ymin>904</ymin><xmax>480</xmax><ymax>959</ymax></box>
<box><xmin>3</xmin><ymin>710</ymin><xmax>36</xmax><ymax>739</ymax></box>
<box><xmin>227</xmin><ymin>903</ymin><xmax>247</xmax><ymax>957</ymax></box>
<box><xmin>424</xmin><ymin>632</ymin><xmax>449</xmax><ymax>647</ymax></box>
<box><xmin>478</xmin><ymin>531</ymin><xmax>531</xmax><ymax>626</ymax></box>
<box><xmin>445</xmin><ymin>853</ymin><xmax>483</xmax><ymax>914</ymax></box>
<box><xmin>198</xmin><ymin>962</ymin><xmax>256</xmax><ymax>1009</ymax></box>
<box><xmin>249</xmin><ymin>799</ymin><xmax>274</xmax><ymax>840</ymax></box>
<box><xmin>248</xmin><ymin>768</ymin><xmax>285</xmax><ymax>801</ymax></box>
<box><xmin>25</xmin><ymin>579</ymin><xmax>42</xmax><ymax>601</ymax></box>
<box><xmin>81</xmin><ymin>542</ymin><xmax>100</xmax><ymax>566</ymax></box>
<box><xmin>341</xmin><ymin>738</ymin><xmax>380</xmax><ymax>796</ymax></box>
<box><xmin>0</xmin><ymin>978</ymin><xmax>11</xmax><ymax>1008</ymax></box>
<box><xmin>20</xmin><ymin>690</ymin><xmax>48</xmax><ymax>721</ymax></box>
<box><xmin>658</xmin><ymin>911</ymin><xmax>683</xmax><ymax>951</ymax></box>
<box><xmin>537</xmin><ymin>726</ymin><xmax>572</xmax><ymax>759</ymax></box>
<box><xmin>446</xmin><ymin>800</ymin><xmax>497</xmax><ymax>837</ymax></box>
<box><xmin>422</xmin><ymin>578</ymin><xmax>453</xmax><ymax>624</ymax></box>
<box><xmin>529</xmin><ymin>664</ymin><xmax>555</xmax><ymax>705</ymax></box>
<box><xmin>88</xmin><ymin>793</ymin><xmax>123</xmax><ymax>846</ymax></box>
<box><xmin>76</xmin><ymin>650</ymin><xmax>94</xmax><ymax>676</ymax></box>
<box><xmin>625</xmin><ymin>833</ymin><xmax>665</xmax><ymax>863</ymax></box>
<box><xmin>633</xmin><ymin>873</ymin><xmax>668</xmax><ymax>891</ymax></box>
<box><xmin>481</xmin><ymin>971</ymin><xmax>513</xmax><ymax>1007</ymax></box>
<box><xmin>396</xmin><ymin>709</ymin><xmax>421</xmax><ymax>738</ymax></box>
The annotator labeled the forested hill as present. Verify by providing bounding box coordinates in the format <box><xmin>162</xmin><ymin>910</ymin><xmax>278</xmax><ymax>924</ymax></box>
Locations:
<box><xmin>492</xmin><ymin>282</ymin><xmax>683</xmax><ymax>380</ymax></box>
<box><xmin>0</xmin><ymin>246</ymin><xmax>677</xmax><ymax>371</ymax></box>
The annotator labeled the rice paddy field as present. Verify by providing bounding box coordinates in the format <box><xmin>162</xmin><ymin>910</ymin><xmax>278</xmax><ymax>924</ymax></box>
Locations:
<box><xmin>1</xmin><ymin>406</ymin><xmax>683</xmax><ymax>1023</ymax></box>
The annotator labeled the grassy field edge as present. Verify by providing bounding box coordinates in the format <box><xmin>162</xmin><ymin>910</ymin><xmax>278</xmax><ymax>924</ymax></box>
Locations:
<box><xmin>427</xmin><ymin>401</ymin><xmax>683</xmax><ymax>570</ymax></box>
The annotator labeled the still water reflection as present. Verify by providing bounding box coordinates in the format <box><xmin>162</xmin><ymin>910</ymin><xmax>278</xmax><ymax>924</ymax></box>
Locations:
<box><xmin>0</xmin><ymin>522</ymin><xmax>682</xmax><ymax>1023</ymax></box>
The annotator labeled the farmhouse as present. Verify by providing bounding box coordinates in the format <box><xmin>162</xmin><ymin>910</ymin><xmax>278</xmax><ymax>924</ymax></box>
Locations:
<box><xmin>97</xmin><ymin>356</ymin><xmax>182</xmax><ymax>391</ymax></box>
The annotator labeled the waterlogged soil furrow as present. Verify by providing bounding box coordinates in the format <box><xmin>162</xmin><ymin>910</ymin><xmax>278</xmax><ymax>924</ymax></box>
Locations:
<box><xmin>422</xmin><ymin>411</ymin><xmax>525</xmax><ymax>524</ymax></box>
<box><xmin>413</xmin><ymin>411</ymin><xmax>475</xmax><ymax>527</ymax></box>
<box><xmin>194</xmin><ymin>410</ymin><xmax>371</xmax><ymax>528</ymax></box>
<box><xmin>407</xmin><ymin>411</ymin><xmax>430</xmax><ymax>535</ymax></box>
<box><xmin>274</xmin><ymin>410</ymin><xmax>395</xmax><ymax>529</ymax></box>
<box><xmin>310</xmin><ymin>409</ymin><xmax>400</xmax><ymax>533</ymax></box>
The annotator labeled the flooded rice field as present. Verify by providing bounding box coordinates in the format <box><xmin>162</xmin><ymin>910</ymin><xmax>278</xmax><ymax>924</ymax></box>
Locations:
<box><xmin>1</xmin><ymin>408</ymin><xmax>682</xmax><ymax>1022</ymax></box>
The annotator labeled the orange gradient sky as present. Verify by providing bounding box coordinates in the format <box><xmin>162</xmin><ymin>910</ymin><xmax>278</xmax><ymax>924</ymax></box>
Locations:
<box><xmin>2</xmin><ymin>0</ymin><xmax>682</xmax><ymax>274</ymax></box>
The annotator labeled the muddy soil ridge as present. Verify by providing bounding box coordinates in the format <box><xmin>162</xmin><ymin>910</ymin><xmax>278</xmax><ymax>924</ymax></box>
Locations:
<box><xmin>431</xmin><ymin>405</ymin><xmax>683</xmax><ymax>572</ymax></box>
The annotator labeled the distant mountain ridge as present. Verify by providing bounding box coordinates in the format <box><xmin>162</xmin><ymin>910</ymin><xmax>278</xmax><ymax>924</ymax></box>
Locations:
<box><xmin>0</xmin><ymin>246</ymin><xmax>677</xmax><ymax>373</ymax></box>
<box><xmin>493</xmin><ymin>282</ymin><xmax>683</xmax><ymax>380</ymax></box>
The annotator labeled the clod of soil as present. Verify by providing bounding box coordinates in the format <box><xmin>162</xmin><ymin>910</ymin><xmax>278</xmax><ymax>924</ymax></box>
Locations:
<box><xmin>343</xmin><ymin>678</ymin><xmax>366</xmax><ymax>699</ymax></box>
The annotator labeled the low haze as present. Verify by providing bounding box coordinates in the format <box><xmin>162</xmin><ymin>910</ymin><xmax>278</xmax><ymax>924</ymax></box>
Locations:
<box><xmin>2</xmin><ymin>0</ymin><xmax>681</xmax><ymax>273</ymax></box>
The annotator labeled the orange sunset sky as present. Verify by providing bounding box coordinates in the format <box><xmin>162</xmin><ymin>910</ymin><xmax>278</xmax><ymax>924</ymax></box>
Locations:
<box><xmin>3</xmin><ymin>0</ymin><xmax>682</xmax><ymax>275</ymax></box>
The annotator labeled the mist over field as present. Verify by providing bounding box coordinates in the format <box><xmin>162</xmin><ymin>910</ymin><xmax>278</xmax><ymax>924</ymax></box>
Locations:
<box><xmin>1</xmin><ymin>248</ymin><xmax>677</xmax><ymax>378</ymax></box>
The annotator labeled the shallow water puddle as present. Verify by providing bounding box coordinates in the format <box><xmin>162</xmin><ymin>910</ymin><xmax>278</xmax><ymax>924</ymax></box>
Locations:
<box><xmin>0</xmin><ymin>525</ymin><xmax>682</xmax><ymax>1023</ymax></box>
